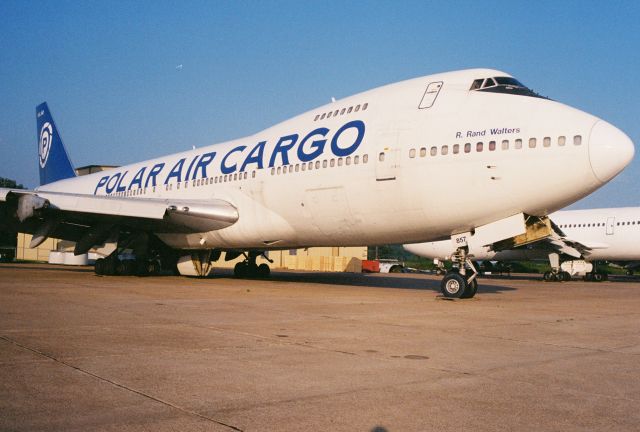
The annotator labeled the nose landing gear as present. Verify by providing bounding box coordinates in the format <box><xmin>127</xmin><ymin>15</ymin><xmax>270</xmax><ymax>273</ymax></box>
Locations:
<box><xmin>440</xmin><ymin>247</ymin><xmax>479</xmax><ymax>299</ymax></box>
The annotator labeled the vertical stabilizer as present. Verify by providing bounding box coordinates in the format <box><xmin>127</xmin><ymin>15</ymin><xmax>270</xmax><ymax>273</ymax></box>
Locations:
<box><xmin>36</xmin><ymin>102</ymin><xmax>76</xmax><ymax>185</ymax></box>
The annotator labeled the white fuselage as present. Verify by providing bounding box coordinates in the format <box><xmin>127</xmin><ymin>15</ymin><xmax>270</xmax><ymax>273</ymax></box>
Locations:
<box><xmin>404</xmin><ymin>207</ymin><xmax>640</xmax><ymax>263</ymax></box>
<box><xmin>37</xmin><ymin>69</ymin><xmax>634</xmax><ymax>251</ymax></box>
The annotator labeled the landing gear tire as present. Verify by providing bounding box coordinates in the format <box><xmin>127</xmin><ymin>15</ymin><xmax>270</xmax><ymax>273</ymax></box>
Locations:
<box><xmin>257</xmin><ymin>263</ymin><xmax>271</xmax><ymax>278</ymax></box>
<box><xmin>146</xmin><ymin>260</ymin><xmax>161</xmax><ymax>276</ymax></box>
<box><xmin>593</xmin><ymin>273</ymin><xmax>604</xmax><ymax>282</ymax></box>
<box><xmin>234</xmin><ymin>262</ymin><xmax>249</xmax><ymax>278</ymax></box>
<box><xmin>543</xmin><ymin>271</ymin><xmax>556</xmax><ymax>282</ymax></box>
<box><xmin>116</xmin><ymin>260</ymin><xmax>137</xmax><ymax>276</ymax></box>
<box><xmin>462</xmin><ymin>278</ymin><xmax>478</xmax><ymax>298</ymax></box>
<box><xmin>441</xmin><ymin>273</ymin><xmax>467</xmax><ymax>299</ymax></box>
<box><xmin>95</xmin><ymin>258</ymin><xmax>105</xmax><ymax>275</ymax></box>
<box><xmin>560</xmin><ymin>271</ymin><xmax>571</xmax><ymax>282</ymax></box>
<box><xmin>102</xmin><ymin>258</ymin><xmax>118</xmax><ymax>276</ymax></box>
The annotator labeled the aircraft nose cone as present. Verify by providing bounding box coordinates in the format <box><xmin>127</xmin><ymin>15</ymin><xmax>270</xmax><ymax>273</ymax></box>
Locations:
<box><xmin>589</xmin><ymin>120</ymin><xmax>635</xmax><ymax>184</ymax></box>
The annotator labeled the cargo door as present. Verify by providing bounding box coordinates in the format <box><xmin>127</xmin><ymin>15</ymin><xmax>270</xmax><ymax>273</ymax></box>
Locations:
<box><xmin>303</xmin><ymin>187</ymin><xmax>354</xmax><ymax>237</ymax></box>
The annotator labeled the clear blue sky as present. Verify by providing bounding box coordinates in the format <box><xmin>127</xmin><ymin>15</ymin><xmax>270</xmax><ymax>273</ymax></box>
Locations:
<box><xmin>1</xmin><ymin>0</ymin><xmax>638</xmax><ymax>209</ymax></box>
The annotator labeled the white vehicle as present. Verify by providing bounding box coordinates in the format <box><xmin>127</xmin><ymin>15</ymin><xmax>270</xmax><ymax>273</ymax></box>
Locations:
<box><xmin>0</xmin><ymin>69</ymin><xmax>634</xmax><ymax>298</ymax></box>
<box><xmin>378</xmin><ymin>259</ymin><xmax>404</xmax><ymax>273</ymax></box>
<box><xmin>404</xmin><ymin>207</ymin><xmax>640</xmax><ymax>282</ymax></box>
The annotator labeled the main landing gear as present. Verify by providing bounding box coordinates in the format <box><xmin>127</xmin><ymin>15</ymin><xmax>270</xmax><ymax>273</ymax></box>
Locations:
<box><xmin>440</xmin><ymin>247</ymin><xmax>479</xmax><ymax>299</ymax></box>
<box><xmin>233</xmin><ymin>251</ymin><xmax>272</xmax><ymax>279</ymax></box>
<box><xmin>543</xmin><ymin>253</ymin><xmax>608</xmax><ymax>282</ymax></box>
<box><xmin>94</xmin><ymin>232</ymin><xmax>174</xmax><ymax>277</ymax></box>
<box><xmin>543</xmin><ymin>270</ymin><xmax>571</xmax><ymax>282</ymax></box>
<box><xmin>542</xmin><ymin>252</ymin><xmax>571</xmax><ymax>282</ymax></box>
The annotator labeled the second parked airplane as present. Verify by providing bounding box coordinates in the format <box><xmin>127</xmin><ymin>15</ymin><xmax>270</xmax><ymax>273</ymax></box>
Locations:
<box><xmin>404</xmin><ymin>207</ymin><xmax>640</xmax><ymax>281</ymax></box>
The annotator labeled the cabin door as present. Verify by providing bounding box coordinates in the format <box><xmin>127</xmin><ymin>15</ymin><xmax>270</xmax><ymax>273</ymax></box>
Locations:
<box><xmin>375</xmin><ymin>147</ymin><xmax>400</xmax><ymax>181</ymax></box>
<box><xmin>606</xmin><ymin>217</ymin><xmax>615</xmax><ymax>235</ymax></box>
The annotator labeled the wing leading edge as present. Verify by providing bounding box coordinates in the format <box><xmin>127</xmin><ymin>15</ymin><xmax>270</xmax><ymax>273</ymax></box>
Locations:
<box><xmin>0</xmin><ymin>188</ymin><xmax>238</xmax><ymax>252</ymax></box>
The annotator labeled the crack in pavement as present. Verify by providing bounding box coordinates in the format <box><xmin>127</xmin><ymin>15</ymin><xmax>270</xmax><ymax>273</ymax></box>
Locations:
<box><xmin>0</xmin><ymin>335</ymin><xmax>244</xmax><ymax>432</ymax></box>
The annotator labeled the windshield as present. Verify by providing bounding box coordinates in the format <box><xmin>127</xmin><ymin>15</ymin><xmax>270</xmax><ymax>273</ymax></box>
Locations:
<box><xmin>469</xmin><ymin>76</ymin><xmax>546</xmax><ymax>99</ymax></box>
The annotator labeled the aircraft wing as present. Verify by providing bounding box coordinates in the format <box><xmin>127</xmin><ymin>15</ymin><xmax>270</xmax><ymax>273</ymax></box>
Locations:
<box><xmin>0</xmin><ymin>188</ymin><xmax>238</xmax><ymax>252</ymax></box>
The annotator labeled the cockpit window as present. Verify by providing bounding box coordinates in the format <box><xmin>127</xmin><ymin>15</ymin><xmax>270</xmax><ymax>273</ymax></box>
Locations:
<box><xmin>469</xmin><ymin>76</ymin><xmax>547</xmax><ymax>99</ymax></box>
<box><xmin>482</xmin><ymin>78</ymin><xmax>497</xmax><ymax>88</ymax></box>
<box><xmin>494</xmin><ymin>77</ymin><xmax>526</xmax><ymax>87</ymax></box>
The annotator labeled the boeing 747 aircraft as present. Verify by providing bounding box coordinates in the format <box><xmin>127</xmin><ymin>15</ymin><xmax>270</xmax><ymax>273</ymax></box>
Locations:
<box><xmin>404</xmin><ymin>207</ymin><xmax>640</xmax><ymax>282</ymax></box>
<box><xmin>0</xmin><ymin>69</ymin><xmax>635</xmax><ymax>298</ymax></box>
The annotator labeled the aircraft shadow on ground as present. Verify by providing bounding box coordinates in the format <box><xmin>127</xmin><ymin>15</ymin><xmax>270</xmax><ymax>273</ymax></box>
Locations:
<box><xmin>0</xmin><ymin>263</ymin><xmax>94</xmax><ymax>273</ymax></box>
<box><xmin>209</xmin><ymin>268</ymin><xmax>516</xmax><ymax>295</ymax></box>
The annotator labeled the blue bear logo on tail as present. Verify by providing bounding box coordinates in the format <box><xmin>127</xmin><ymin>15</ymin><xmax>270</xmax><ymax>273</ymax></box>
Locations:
<box><xmin>36</xmin><ymin>102</ymin><xmax>76</xmax><ymax>185</ymax></box>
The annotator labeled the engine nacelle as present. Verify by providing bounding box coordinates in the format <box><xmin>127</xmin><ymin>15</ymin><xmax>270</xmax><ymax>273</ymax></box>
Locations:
<box><xmin>560</xmin><ymin>260</ymin><xmax>593</xmax><ymax>276</ymax></box>
<box><xmin>176</xmin><ymin>251</ymin><xmax>214</xmax><ymax>277</ymax></box>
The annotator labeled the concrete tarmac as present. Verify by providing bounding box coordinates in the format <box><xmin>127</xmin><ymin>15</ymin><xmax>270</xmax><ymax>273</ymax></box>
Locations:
<box><xmin>1</xmin><ymin>263</ymin><xmax>639</xmax><ymax>431</ymax></box>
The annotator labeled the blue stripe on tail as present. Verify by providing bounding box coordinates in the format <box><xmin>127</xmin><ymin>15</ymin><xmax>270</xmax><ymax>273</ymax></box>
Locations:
<box><xmin>36</xmin><ymin>102</ymin><xmax>76</xmax><ymax>186</ymax></box>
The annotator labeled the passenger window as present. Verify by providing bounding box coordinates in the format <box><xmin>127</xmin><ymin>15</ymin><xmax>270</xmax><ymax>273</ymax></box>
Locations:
<box><xmin>464</xmin><ymin>143</ymin><xmax>471</xmax><ymax>153</ymax></box>
<box><xmin>346</xmin><ymin>156</ymin><xmax>351</xmax><ymax>165</ymax></box>
<box><xmin>476</xmin><ymin>142</ymin><xmax>483</xmax><ymax>152</ymax></box>
<box><xmin>489</xmin><ymin>141</ymin><xmax>496</xmax><ymax>151</ymax></box>
<box><xmin>502</xmin><ymin>140</ymin><xmax>509</xmax><ymax>150</ymax></box>
<box><xmin>295</xmin><ymin>164</ymin><xmax>300</xmax><ymax>172</ymax></box>
<box><xmin>453</xmin><ymin>144</ymin><xmax>460</xmax><ymax>154</ymax></box>
<box><xmin>327</xmin><ymin>111</ymin><xmax>332</xmax><ymax>118</ymax></box>
<box><xmin>321</xmin><ymin>113</ymin><xmax>326</xmax><ymax>120</ymax></box>
<box><xmin>430</xmin><ymin>146</ymin><xmax>437</xmax><ymax>156</ymax></box>
<box><xmin>420</xmin><ymin>147</ymin><xmax>427</xmax><ymax>157</ymax></box>
<box><xmin>322</xmin><ymin>160</ymin><xmax>328</xmax><ymax>168</ymax></box>
<box><xmin>355</xmin><ymin>104</ymin><xmax>361</xmax><ymax>112</ymax></box>
<box><xmin>558</xmin><ymin>136</ymin><xmax>566</xmax><ymax>146</ymax></box>
<box><xmin>543</xmin><ymin>137</ymin><xmax>551</xmax><ymax>147</ymax></box>
<box><xmin>301</xmin><ymin>163</ymin><xmax>306</xmax><ymax>171</ymax></box>
<box><xmin>529</xmin><ymin>138</ymin><xmax>536</xmax><ymax>148</ymax></box>
<box><xmin>334</xmin><ymin>110</ymin><xmax>339</xmax><ymax>116</ymax></box>
<box><xmin>347</xmin><ymin>107</ymin><xmax>353</xmax><ymax>113</ymax></box>
<box><xmin>340</xmin><ymin>108</ymin><xmax>346</xmax><ymax>115</ymax></box>
<box><xmin>354</xmin><ymin>155</ymin><xmax>360</xmax><ymax>164</ymax></box>
<box><xmin>315</xmin><ymin>161</ymin><xmax>320</xmax><ymax>169</ymax></box>
<box><xmin>314</xmin><ymin>115</ymin><xmax>320</xmax><ymax>121</ymax></box>
<box><xmin>277</xmin><ymin>167</ymin><xmax>281</xmax><ymax>175</ymax></box>
<box><xmin>338</xmin><ymin>158</ymin><xmax>343</xmax><ymax>166</ymax></box>
<box><xmin>409</xmin><ymin>148</ymin><xmax>416</xmax><ymax>158</ymax></box>
<box><xmin>308</xmin><ymin>162</ymin><xmax>313</xmax><ymax>170</ymax></box>
<box><xmin>574</xmin><ymin>135</ymin><xmax>582</xmax><ymax>145</ymax></box>
<box><xmin>233</xmin><ymin>173</ymin><xmax>238</xmax><ymax>180</ymax></box>
<box><xmin>363</xmin><ymin>154</ymin><xmax>369</xmax><ymax>163</ymax></box>
<box><xmin>379</xmin><ymin>152</ymin><xmax>385</xmax><ymax>162</ymax></box>
<box><xmin>363</xmin><ymin>103</ymin><xmax>368</xmax><ymax>110</ymax></box>
<box><xmin>252</xmin><ymin>171</ymin><xmax>256</xmax><ymax>178</ymax></box>
<box><xmin>515</xmin><ymin>139</ymin><xmax>522</xmax><ymax>149</ymax></box>
<box><xmin>330</xmin><ymin>159</ymin><xmax>336</xmax><ymax>167</ymax></box>
<box><xmin>441</xmin><ymin>145</ymin><xmax>449</xmax><ymax>155</ymax></box>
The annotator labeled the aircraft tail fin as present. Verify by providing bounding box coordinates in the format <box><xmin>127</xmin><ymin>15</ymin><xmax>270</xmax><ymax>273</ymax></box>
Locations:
<box><xmin>36</xmin><ymin>102</ymin><xmax>76</xmax><ymax>185</ymax></box>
